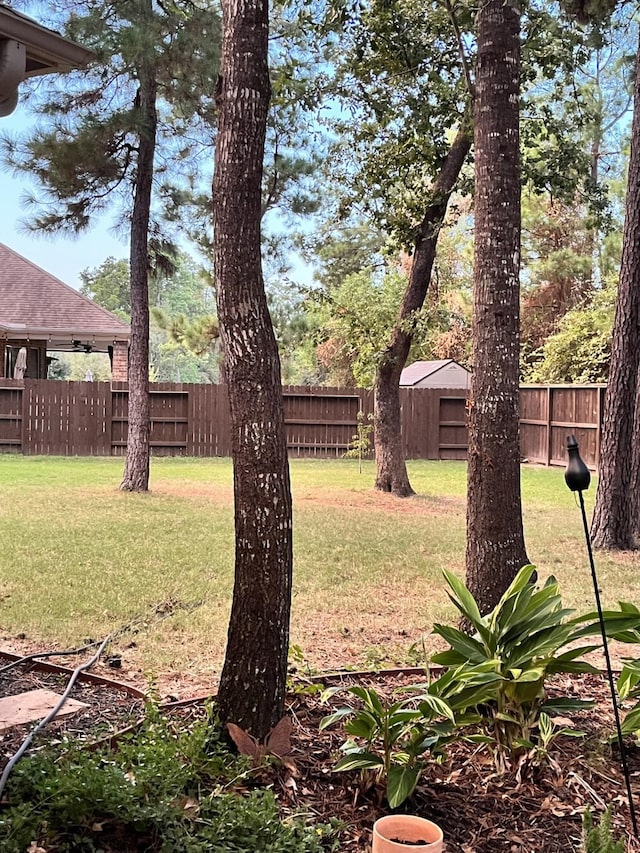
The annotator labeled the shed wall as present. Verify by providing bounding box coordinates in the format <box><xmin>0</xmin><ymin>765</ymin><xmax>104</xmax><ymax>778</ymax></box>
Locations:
<box><xmin>413</xmin><ymin>364</ymin><xmax>471</xmax><ymax>389</ymax></box>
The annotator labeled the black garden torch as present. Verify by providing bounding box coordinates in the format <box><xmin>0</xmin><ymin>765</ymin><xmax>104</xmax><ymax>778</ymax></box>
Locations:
<box><xmin>565</xmin><ymin>435</ymin><xmax>638</xmax><ymax>838</ymax></box>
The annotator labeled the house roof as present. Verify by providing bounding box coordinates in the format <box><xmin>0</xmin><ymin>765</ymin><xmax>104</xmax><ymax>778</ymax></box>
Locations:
<box><xmin>0</xmin><ymin>4</ymin><xmax>93</xmax><ymax>78</ymax></box>
<box><xmin>400</xmin><ymin>359</ymin><xmax>469</xmax><ymax>386</ymax></box>
<box><xmin>0</xmin><ymin>4</ymin><xmax>93</xmax><ymax>117</ymax></box>
<box><xmin>0</xmin><ymin>242</ymin><xmax>130</xmax><ymax>351</ymax></box>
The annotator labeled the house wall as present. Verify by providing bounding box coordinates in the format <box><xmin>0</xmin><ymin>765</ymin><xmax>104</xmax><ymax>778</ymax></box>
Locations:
<box><xmin>0</xmin><ymin>340</ymin><xmax>4</xmax><ymax>378</ymax></box>
<box><xmin>111</xmin><ymin>341</ymin><xmax>129</xmax><ymax>381</ymax></box>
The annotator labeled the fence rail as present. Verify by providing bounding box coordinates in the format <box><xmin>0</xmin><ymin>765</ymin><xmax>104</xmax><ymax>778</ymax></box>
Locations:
<box><xmin>0</xmin><ymin>380</ymin><xmax>605</xmax><ymax>467</ymax></box>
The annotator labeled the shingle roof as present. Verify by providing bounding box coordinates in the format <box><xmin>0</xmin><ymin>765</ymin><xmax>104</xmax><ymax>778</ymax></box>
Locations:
<box><xmin>400</xmin><ymin>359</ymin><xmax>468</xmax><ymax>386</ymax></box>
<box><xmin>0</xmin><ymin>242</ymin><xmax>130</xmax><ymax>342</ymax></box>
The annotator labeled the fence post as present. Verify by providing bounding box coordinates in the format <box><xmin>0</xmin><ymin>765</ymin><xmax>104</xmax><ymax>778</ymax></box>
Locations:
<box><xmin>595</xmin><ymin>385</ymin><xmax>604</xmax><ymax>471</ymax></box>
<box><xmin>545</xmin><ymin>386</ymin><xmax>552</xmax><ymax>467</ymax></box>
<box><xmin>20</xmin><ymin>381</ymin><xmax>28</xmax><ymax>455</ymax></box>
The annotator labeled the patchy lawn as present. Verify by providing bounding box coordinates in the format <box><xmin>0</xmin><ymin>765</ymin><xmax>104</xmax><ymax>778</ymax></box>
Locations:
<box><xmin>0</xmin><ymin>456</ymin><xmax>639</xmax><ymax>697</ymax></box>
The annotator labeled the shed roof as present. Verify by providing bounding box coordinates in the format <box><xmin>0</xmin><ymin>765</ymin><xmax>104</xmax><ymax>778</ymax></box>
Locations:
<box><xmin>0</xmin><ymin>242</ymin><xmax>130</xmax><ymax>349</ymax></box>
<box><xmin>400</xmin><ymin>359</ymin><xmax>469</xmax><ymax>386</ymax></box>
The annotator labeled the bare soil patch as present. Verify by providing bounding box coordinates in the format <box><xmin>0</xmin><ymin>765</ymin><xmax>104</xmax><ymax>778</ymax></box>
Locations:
<box><xmin>293</xmin><ymin>488</ymin><xmax>463</xmax><ymax>516</ymax></box>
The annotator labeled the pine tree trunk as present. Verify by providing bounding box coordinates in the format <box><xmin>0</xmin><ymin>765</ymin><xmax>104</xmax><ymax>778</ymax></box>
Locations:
<box><xmin>374</xmin><ymin>125</ymin><xmax>472</xmax><ymax>497</ymax></box>
<box><xmin>591</xmin><ymin>34</ymin><xmax>640</xmax><ymax>551</ymax></box>
<box><xmin>120</xmin><ymin>16</ymin><xmax>156</xmax><ymax>494</ymax></box>
<box><xmin>631</xmin><ymin>376</ymin><xmax>640</xmax><ymax>545</ymax></box>
<box><xmin>214</xmin><ymin>0</ymin><xmax>293</xmax><ymax>738</ymax></box>
<box><xmin>465</xmin><ymin>0</ymin><xmax>528</xmax><ymax>614</ymax></box>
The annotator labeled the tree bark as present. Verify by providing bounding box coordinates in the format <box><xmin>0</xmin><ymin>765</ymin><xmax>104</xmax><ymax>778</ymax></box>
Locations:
<box><xmin>120</xmin><ymin>8</ymin><xmax>156</xmax><ymax>493</ymax></box>
<box><xmin>465</xmin><ymin>0</ymin><xmax>529</xmax><ymax>614</ymax></box>
<box><xmin>591</xmin><ymin>33</ymin><xmax>640</xmax><ymax>551</ymax></box>
<box><xmin>374</xmin><ymin>124</ymin><xmax>472</xmax><ymax>497</ymax></box>
<box><xmin>214</xmin><ymin>0</ymin><xmax>293</xmax><ymax>738</ymax></box>
<box><xmin>631</xmin><ymin>375</ymin><xmax>640</xmax><ymax>545</ymax></box>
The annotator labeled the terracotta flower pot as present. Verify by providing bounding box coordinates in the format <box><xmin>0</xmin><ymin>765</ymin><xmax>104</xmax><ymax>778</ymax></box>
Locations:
<box><xmin>372</xmin><ymin>815</ymin><xmax>443</xmax><ymax>852</ymax></box>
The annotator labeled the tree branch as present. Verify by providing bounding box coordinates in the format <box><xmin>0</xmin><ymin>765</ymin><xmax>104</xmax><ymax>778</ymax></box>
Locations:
<box><xmin>443</xmin><ymin>0</ymin><xmax>475</xmax><ymax>98</ymax></box>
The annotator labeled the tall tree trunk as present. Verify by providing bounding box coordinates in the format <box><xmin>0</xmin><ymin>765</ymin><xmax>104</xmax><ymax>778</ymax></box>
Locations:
<box><xmin>214</xmin><ymin>0</ymin><xmax>293</xmax><ymax>738</ymax></box>
<box><xmin>465</xmin><ymin>0</ymin><xmax>528</xmax><ymax>614</ymax></box>
<box><xmin>591</xmin><ymin>34</ymin><xmax>640</xmax><ymax>550</ymax></box>
<box><xmin>120</xmin><ymin>21</ymin><xmax>156</xmax><ymax>493</ymax></box>
<box><xmin>631</xmin><ymin>375</ymin><xmax>640</xmax><ymax>545</ymax></box>
<box><xmin>374</xmin><ymin>124</ymin><xmax>472</xmax><ymax>497</ymax></box>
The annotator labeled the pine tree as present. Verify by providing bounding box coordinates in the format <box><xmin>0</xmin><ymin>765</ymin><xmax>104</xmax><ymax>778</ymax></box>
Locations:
<box><xmin>213</xmin><ymin>0</ymin><xmax>293</xmax><ymax>736</ymax></box>
<box><xmin>591</xmin><ymin>29</ymin><xmax>640</xmax><ymax>550</ymax></box>
<box><xmin>465</xmin><ymin>0</ymin><xmax>529</xmax><ymax>612</ymax></box>
<box><xmin>1</xmin><ymin>0</ymin><xmax>220</xmax><ymax>491</ymax></box>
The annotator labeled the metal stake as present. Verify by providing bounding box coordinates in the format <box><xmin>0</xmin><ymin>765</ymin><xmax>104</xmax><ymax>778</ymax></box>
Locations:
<box><xmin>565</xmin><ymin>434</ymin><xmax>638</xmax><ymax>838</ymax></box>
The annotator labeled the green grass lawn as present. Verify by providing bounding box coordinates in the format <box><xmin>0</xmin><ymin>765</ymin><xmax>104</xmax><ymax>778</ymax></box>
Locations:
<box><xmin>1</xmin><ymin>455</ymin><xmax>638</xmax><ymax>691</ymax></box>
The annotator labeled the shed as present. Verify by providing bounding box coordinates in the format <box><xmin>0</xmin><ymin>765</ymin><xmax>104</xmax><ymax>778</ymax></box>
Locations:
<box><xmin>0</xmin><ymin>243</ymin><xmax>130</xmax><ymax>380</ymax></box>
<box><xmin>400</xmin><ymin>359</ymin><xmax>470</xmax><ymax>390</ymax></box>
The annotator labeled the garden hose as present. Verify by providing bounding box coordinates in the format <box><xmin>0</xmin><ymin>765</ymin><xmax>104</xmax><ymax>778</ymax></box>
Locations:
<box><xmin>0</xmin><ymin>633</ymin><xmax>112</xmax><ymax>799</ymax></box>
<box><xmin>0</xmin><ymin>597</ymin><xmax>204</xmax><ymax>798</ymax></box>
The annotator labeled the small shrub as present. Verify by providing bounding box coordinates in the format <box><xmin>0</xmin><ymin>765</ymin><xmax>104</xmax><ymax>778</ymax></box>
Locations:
<box><xmin>428</xmin><ymin>565</ymin><xmax>640</xmax><ymax>767</ymax></box>
<box><xmin>320</xmin><ymin>685</ymin><xmax>454</xmax><ymax>808</ymax></box>
<box><xmin>582</xmin><ymin>806</ymin><xmax>625</xmax><ymax>853</ymax></box>
<box><xmin>613</xmin><ymin>626</ymin><xmax>640</xmax><ymax>737</ymax></box>
<box><xmin>0</xmin><ymin>704</ymin><xmax>339</xmax><ymax>852</ymax></box>
<box><xmin>343</xmin><ymin>410</ymin><xmax>374</xmax><ymax>472</ymax></box>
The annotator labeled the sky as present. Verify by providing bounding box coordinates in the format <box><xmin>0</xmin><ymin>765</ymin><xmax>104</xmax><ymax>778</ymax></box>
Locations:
<box><xmin>1</xmin><ymin>110</ymin><xmax>129</xmax><ymax>291</ymax></box>
<box><xmin>1</xmin><ymin>107</ymin><xmax>313</xmax><ymax>293</ymax></box>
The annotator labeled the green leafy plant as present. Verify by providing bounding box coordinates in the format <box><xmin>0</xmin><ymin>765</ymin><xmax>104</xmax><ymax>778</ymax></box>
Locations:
<box><xmin>343</xmin><ymin>410</ymin><xmax>374</xmax><ymax>472</ymax></box>
<box><xmin>533</xmin><ymin>711</ymin><xmax>585</xmax><ymax>765</ymax></box>
<box><xmin>363</xmin><ymin>645</ymin><xmax>388</xmax><ymax>669</ymax></box>
<box><xmin>288</xmin><ymin>642</ymin><xmax>317</xmax><ymax>678</ymax></box>
<box><xmin>320</xmin><ymin>685</ymin><xmax>454</xmax><ymax>808</ymax></box>
<box><xmin>0</xmin><ymin>705</ymin><xmax>339</xmax><ymax>853</ymax></box>
<box><xmin>428</xmin><ymin>565</ymin><xmax>640</xmax><ymax>767</ymax></box>
<box><xmin>615</xmin><ymin>640</ymin><xmax>640</xmax><ymax>736</ymax></box>
<box><xmin>582</xmin><ymin>806</ymin><xmax>625</xmax><ymax>853</ymax></box>
<box><xmin>406</xmin><ymin>636</ymin><xmax>430</xmax><ymax>670</ymax></box>
<box><xmin>287</xmin><ymin>643</ymin><xmax>324</xmax><ymax>695</ymax></box>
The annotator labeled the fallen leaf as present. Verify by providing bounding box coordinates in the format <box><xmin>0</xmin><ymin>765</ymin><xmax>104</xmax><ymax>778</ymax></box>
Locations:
<box><xmin>227</xmin><ymin>723</ymin><xmax>262</xmax><ymax>762</ymax></box>
<box><xmin>266</xmin><ymin>717</ymin><xmax>293</xmax><ymax>757</ymax></box>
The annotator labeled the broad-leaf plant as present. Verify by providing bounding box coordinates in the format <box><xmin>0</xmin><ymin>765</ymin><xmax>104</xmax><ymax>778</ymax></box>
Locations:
<box><xmin>429</xmin><ymin>565</ymin><xmax>640</xmax><ymax>765</ymax></box>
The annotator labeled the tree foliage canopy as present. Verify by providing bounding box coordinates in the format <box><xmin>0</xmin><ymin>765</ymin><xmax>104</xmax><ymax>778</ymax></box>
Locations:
<box><xmin>1</xmin><ymin>0</ymin><xmax>220</xmax><ymax>241</ymax></box>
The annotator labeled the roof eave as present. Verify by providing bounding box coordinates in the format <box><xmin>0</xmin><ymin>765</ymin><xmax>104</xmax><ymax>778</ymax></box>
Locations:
<box><xmin>0</xmin><ymin>6</ymin><xmax>93</xmax><ymax>75</ymax></box>
<box><xmin>0</xmin><ymin>323</ymin><xmax>130</xmax><ymax>341</ymax></box>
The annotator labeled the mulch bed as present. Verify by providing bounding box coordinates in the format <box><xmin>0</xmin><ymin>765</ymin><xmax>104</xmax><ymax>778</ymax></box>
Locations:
<box><xmin>2</xmin><ymin>654</ymin><xmax>640</xmax><ymax>851</ymax></box>
<box><xmin>286</xmin><ymin>671</ymin><xmax>640</xmax><ymax>852</ymax></box>
<box><xmin>0</xmin><ymin>655</ymin><xmax>146</xmax><ymax>768</ymax></box>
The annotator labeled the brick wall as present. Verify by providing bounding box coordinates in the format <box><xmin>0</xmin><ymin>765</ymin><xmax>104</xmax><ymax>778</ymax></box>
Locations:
<box><xmin>111</xmin><ymin>341</ymin><xmax>129</xmax><ymax>381</ymax></box>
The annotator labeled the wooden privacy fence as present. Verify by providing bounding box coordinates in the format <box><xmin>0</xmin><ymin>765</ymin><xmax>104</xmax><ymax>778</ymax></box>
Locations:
<box><xmin>520</xmin><ymin>385</ymin><xmax>605</xmax><ymax>470</ymax></box>
<box><xmin>0</xmin><ymin>380</ymin><xmax>605</xmax><ymax>467</ymax></box>
<box><xmin>0</xmin><ymin>380</ymin><xmax>467</xmax><ymax>460</ymax></box>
